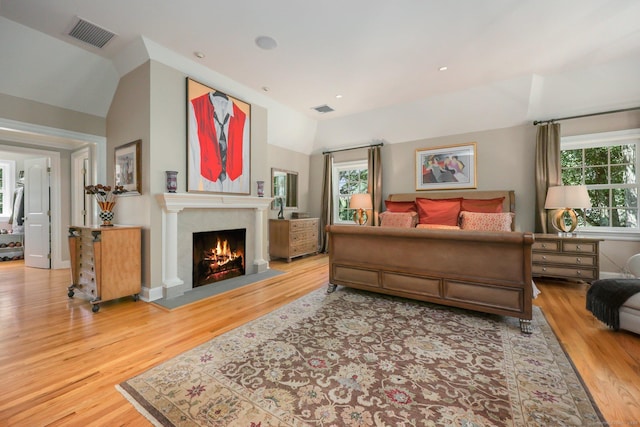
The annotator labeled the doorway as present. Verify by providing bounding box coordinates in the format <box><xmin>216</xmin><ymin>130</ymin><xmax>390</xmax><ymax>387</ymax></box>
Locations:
<box><xmin>0</xmin><ymin>117</ymin><xmax>105</xmax><ymax>269</ymax></box>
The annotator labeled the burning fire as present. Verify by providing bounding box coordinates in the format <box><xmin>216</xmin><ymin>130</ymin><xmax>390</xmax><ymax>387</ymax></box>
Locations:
<box><xmin>203</xmin><ymin>237</ymin><xmax>241</xmax><ymax>268</ymax></box>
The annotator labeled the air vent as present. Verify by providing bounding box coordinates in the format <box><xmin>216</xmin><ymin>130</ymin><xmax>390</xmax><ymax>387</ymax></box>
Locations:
<box><xmin>312</xmin><ymin>104</ymin><xmax>335</xmax><ymax>114</ymax></box>
<box><xmin>67</xmin><ymin>17</ymin><xmax>116</xmax><ymax>49</ymax></box>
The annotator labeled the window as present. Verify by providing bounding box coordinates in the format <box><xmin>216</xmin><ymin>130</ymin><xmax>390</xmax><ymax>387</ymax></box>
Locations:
<box><xmin>561</xmin><ymin>129</ymin><xmax>640</xmax><ymax>234</ymax></box>
<box><xmin>0</xmin><ymin>160</ymin><xmax>16</xmax><ymax>220</ymax></box>
<box><xmin>332</xmin><ymin>160</ymin><xmax>369</xmax><ymax>224</ymax></box>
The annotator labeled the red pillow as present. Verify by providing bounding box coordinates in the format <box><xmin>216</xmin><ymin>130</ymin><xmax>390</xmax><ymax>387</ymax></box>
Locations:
<box><xmin>416</xmin><ymin>198</ymin><xmax>462</xmax><ymax>226</ymax></box>
<box><xmin>461</xmin><ymin>197</ymin><xmax>505</xmax><ymax>213</ymax></box>
<box><xmin>384</xmin><ymin>200</ymin><xmax>417</xmax><ymax>213</ymax></box>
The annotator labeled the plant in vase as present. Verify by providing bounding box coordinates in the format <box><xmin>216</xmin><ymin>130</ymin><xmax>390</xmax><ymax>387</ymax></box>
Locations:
<box><xmin>85</xmin><ymin>184</ymin><xmax>128</xmax><ymax>226</ymax></box>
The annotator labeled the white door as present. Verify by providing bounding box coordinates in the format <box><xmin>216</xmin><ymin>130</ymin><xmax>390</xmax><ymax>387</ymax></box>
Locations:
<box><xmin>24</xmin><ymin>157</ymin><xmax>51</xmax><ymax>269</ymax></box>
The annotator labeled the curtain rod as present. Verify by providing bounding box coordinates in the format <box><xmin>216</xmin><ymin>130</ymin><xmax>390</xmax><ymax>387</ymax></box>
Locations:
<box><xmin>322</xmin><ymin>142</ymin><xmax>384</xmax><ymax>155</ymax></box>
<box><xmin>533</xmin><ymin>106</ymin><xmax>640</xmax><ymax>125</ymax></box>
<box><xmin>322</xmin><ymin>142</ymin><xmax>384</xmax><ymax>154</ymax></box>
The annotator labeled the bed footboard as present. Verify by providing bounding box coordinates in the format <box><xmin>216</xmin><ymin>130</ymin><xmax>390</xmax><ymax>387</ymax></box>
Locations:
<box><xmin>326</xmin><ymin>225</ymin><xmax>534</xmax><ymax>333</ymax></box>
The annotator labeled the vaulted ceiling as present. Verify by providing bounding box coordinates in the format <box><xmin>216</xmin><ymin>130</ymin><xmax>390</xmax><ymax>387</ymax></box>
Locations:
<box><xmin>2</xmin><ymin>0</ymin><xmax>639</xmax><ymax>123</ymax></box>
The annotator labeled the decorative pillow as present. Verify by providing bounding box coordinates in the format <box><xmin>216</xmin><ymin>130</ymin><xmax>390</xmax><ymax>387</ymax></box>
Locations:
<box><xmin>461</xmin><ymin>197</ymin><xmax>505</xmax><ymax>213</ymax></box>
<box><xmin>379</xmin><ymin>211</ymin><xmax>419</xmax><ymax>228</ymax></box>
<box><xmin>416</xmin><ymin>198</ymin><xmax>462</xmax><ymax>226</ymax></box>
<box><xmin>416</xmin><ymin>224</ymin><xmax>461</xmax><ymax>230</ymax></box>
<box><xmin>460</xmin><ymin>211</ymin><xmax>514</xmax><ymax>231</ymax></box>
<box><xmin>384</xmin><ymin>200</ymin><xmax>417</xmax><ymax>213</ymax></box>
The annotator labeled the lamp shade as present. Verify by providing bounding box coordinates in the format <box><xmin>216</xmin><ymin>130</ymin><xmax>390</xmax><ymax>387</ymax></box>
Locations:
<box><xmin>544</xmin><ymin>185</ymin><xmax>592</xmax><ymax>209</ymax></box>
<box><xmin>349</xmin><ymin>193</ymin><xmax>373</xmax><ymax>210</ymax></box>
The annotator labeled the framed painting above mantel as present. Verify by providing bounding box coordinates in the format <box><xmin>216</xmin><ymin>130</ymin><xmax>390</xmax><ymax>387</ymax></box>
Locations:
<box><xmin>415</xmin><ymin>142</ymin><xmax>477</xmax><ymax>191</ymax></box>
<box><xmin>186</xmin><ymin>77</ymin><xmax>251</xmax><ymax>195</ymax></box>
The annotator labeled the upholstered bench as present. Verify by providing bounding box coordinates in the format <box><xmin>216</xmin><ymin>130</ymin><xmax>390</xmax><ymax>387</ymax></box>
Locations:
<box><xmin>587</xmin><ymin>279</ymin><xmax>640</xmax><ymax>335</ymax></box>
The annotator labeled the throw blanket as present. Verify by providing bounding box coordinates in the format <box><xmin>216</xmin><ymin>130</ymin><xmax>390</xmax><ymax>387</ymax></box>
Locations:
<box><xmin>586</xmin><ymin>279</ymin><xmax>640</xmax><ymax>330</ymax></box>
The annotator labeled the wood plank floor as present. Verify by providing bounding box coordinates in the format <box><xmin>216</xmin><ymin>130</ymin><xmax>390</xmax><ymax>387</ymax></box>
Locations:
<box><xmin>0</xmin><ymin>255</ymin><xmax>638</xmax><ymax>426</ymax></box>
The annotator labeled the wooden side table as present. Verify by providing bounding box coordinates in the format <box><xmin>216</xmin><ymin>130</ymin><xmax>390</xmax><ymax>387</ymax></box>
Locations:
<box><xmin>532</xmin><ymin>233</ymin><xmax>602</xmax><ymax>283</ymax></box>
<box><xmin>67</xmin><ymin>225</ymin><xmax>142</xmax><ymax>312</ymax></box>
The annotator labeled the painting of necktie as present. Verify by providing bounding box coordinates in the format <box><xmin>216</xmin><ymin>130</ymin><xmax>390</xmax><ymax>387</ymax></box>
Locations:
<box><xmin>215</xmin><ymin>112</ymin><xmax>230</xmax><ymax>181</ymax></box>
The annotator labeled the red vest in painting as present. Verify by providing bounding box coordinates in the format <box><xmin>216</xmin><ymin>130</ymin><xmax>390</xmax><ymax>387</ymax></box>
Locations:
<box><xmin>191</xmin><ymin>94</ymin><xmax>246</xmax><ymax>182</ymax></box>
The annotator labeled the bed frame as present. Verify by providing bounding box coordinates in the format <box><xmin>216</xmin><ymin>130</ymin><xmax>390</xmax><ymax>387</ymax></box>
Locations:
<box><xmin>326</xmin><ymin>190</ymin><xmax>535</xmax><ymax>333</ymax></box>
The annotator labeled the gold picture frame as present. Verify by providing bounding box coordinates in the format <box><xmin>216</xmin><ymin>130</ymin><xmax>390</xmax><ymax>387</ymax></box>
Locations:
<box><xmin>415</xmin><ymin>142</ymin><xmax>477</xmax><ymax>191</ymax></box>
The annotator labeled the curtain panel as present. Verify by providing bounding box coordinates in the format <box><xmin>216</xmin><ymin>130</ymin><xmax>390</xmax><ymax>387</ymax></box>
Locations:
<box><xmin>320</xmin><ymin>154</ymin><xmax>333</xmax><ymax>253</ymax></box>
<box><xmin>368</xmin><ymin>146</ymin><xmax>383</xmax><ymax>226</ymax></box>
<box><xmin>534</xmin><ymin>123</ymin><xmax>561</xmax><ymax>233</ymax></box>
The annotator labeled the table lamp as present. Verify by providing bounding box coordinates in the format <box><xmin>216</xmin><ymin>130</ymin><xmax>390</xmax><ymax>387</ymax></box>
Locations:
<box><xmin>349</xmin><ymin>193</ymin><xmax>372</xmax><ymax>225</ymax></box>
<box><xmin>544</xmin><ymin>185</ymin><xmax>591</xmax><ymax>234</ymax></box>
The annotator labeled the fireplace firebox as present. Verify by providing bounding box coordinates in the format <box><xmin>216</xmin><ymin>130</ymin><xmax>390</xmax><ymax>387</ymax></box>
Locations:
<box><xmin>193</xmin><ymin>229</ymin><xmax>246</xmax><ymax>287</ymax></box>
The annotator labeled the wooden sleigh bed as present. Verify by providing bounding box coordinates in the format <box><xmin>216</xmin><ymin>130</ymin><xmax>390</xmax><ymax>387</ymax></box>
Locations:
<box><xmin>326</xmin><ymin>190</ymin><xmax>535</xmax><ymax>333</ymax></box>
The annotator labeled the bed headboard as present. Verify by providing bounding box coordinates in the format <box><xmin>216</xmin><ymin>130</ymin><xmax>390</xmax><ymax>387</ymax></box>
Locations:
<box><xmin>387</xmin><ymin>190</ymin><xmax>516</xmax><ymax>230</ymax></box>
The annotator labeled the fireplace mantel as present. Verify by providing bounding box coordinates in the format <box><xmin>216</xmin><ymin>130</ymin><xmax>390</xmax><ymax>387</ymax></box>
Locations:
<box><xmin>156</xmin><ymin>193</ymin><xmax>274</xmax><ymax>299</ymax></box>
<box><xmin>157</xmin><ymin>193</ymin><xmax>273</xmax><ymax>212</ymax></box>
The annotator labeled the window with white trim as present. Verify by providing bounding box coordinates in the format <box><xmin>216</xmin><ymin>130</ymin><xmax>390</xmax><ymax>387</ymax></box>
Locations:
<box><xmin>561</xmin><ymin>129</ymin><xmax>639</xmax><ymax>233</ymax></box>
<box><xmin>0</xmin><ymin>160</ymin><xmax>16</xmax><ymax>220</ymax></box>
<box><xmin>332</xmin><ymin>160</ymin><xmax>369</xmax><ymax>224</ymax></box>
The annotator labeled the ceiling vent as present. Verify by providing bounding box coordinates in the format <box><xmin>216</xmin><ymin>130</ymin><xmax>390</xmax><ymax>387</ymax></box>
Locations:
<box><xmin>312</xmin><ymin>104</ymin><xmax>335</xmax><ymax>114</ymax></box>
<box><xmin>67</xmin><ymin>17</ymin><xmax>116</xmax><ymax>49</ymax></box>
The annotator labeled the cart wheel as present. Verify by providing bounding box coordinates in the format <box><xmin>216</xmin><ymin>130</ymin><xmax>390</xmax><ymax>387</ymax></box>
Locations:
<box><xmin>68</xmin><ymin>289</ymin><xmax>75</xmax><ymax>298</ymax></box>
<box><xmin>133</xmin><ymin>294</ymin><xmax>140</xmax><ymax>302</ymax></box>
<box><xmin>92</xmin><ymin>304</ymin><xmax>100</xmax><ymax>313</ymax></box>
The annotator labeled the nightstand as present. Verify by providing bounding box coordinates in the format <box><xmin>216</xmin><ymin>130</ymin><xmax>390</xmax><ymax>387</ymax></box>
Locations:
<box><xmin>532</xmin><ymin>234</ymin><xmax>602</xmax><ymax>283</ymax></box>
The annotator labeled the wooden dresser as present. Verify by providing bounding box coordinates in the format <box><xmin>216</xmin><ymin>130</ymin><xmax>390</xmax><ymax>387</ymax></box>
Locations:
<box><xmin>68</xmin><ymin>225</ymin><xmax>142</xmax><ymax>312</ymax></box>
<box><xmin>532</xmin><ymin>234</ymin><xmax>602</xmax><ymax>283</ymax></box>
<box><xmin>269</xmin><ymin>218</ymin><xmax>319</xmax><ymax>262</ymax></box>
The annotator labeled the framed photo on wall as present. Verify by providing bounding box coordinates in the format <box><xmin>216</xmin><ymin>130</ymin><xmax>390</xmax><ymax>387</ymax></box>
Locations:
<box><xmin>114</xmin><ymin>139</ymin><xmax>141</xmax><ymax>195</ymax></box>
<box><xmin>415</xmin><ymin>142</ymin><xmax>477</xmax><ymax>191</ymax></box>
<box><xmin>186</xmin><ymin>77</ymin><xmax>251</xmax><ymax>195</ymax></box>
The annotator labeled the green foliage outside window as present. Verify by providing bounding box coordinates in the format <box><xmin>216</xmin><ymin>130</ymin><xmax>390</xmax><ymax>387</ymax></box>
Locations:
<box><xmin>561</xmin><ymin>143</ymin><xmax>637</xmax><ymax>228</ymax></box>
<box><xmin>337</xmin><ymin>168</ymin><xmax>368</xmax><ymax>221</ymax></box>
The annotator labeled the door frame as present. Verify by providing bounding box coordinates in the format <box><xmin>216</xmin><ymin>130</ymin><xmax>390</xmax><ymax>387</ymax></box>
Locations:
<box><xmin>0</xmin><ymin>117</ymin><xmax>106</xmax><ymax>269</ymax></box>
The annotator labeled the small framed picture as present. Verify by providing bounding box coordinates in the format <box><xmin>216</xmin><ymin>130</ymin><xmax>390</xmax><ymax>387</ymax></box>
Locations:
<box><xmin>415</xmin><ymin>142</ymin><xmax>477</xmax><ymax>191</ymax></box>
<box><xmin>114</xmin><ymin>139</ymin><xmax>141</xmax><ymax>195</ymax></box>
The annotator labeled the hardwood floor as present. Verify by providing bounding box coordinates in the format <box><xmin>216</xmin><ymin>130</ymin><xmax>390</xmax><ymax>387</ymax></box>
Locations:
<box><xmin>0</xmin><ymin>256</ymin><xmax>638</xmax><ymax>426</ymax></box>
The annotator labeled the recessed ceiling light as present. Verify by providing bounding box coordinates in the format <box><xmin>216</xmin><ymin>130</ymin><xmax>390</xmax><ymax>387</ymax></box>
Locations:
<box><xmin>255</xmin><ymin>36</ymin><xmax>278</xmax><ymax>50</ymax></box>
<box><xmin>262</xmin><ymin>86</ymin><xmax>270</xmax><ymax>92</ymax></box>
<box><xmin>335</xmin><ymin>94</ymin><xmax>343</xmax><ymax>99</ymax></box>
<box><xmin>194</xmin><ymin>51</ymin><xmax>205</xmax><ymax>59</ymax></box>
<box><xmin>439</xmin><ymin>66</ymin><xmax>448</xmax><ymax>71</ymax></box>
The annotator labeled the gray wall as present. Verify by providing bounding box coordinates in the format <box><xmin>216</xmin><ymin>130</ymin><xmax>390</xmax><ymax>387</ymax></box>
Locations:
<box><xmin>267</xmin><ymin>145</ymin><xmax>311</xmax><ymax>220</ymax></box>
<box><xmin>309</xmin><ymin>110</ymin><xmax>640</xmax><ymax>276</ymax></box>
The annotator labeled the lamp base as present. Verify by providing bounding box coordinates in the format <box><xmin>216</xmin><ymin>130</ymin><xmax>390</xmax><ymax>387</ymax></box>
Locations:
<box><xmin>353</xmin><ymin>209</ymin><xmax>368</xmax><ymax>225</ymax></box>
<box><xmin>551</xmin><ymin>208</ymin><xmax>578</xmax><ymax>234</ymax></box>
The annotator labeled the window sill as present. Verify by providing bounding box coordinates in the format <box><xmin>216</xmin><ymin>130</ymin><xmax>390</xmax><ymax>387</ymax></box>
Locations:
<box><xmin>574</xmin><ymin>229</ymin><xmax>640</xmax><ymax>242</ymax></box>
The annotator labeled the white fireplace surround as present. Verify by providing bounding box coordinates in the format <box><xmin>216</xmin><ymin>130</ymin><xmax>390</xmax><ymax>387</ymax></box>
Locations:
<box><xmin>156</xmin><ymin>193</ymin><xmax>273</xmax><ymax>299</ymax></box>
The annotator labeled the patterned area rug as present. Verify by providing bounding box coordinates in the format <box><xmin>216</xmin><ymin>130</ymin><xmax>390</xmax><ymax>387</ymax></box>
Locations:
<box><xmin>118</xmin><ymin>287</ymin><xmax>604</xmax><ymax>426</ymax></box>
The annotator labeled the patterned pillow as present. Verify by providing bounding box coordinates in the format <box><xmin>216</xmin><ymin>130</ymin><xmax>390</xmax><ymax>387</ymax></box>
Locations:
<box><xmin>460</xmin><ymin>211</ymin><xmax>514</xmax><ymax>231</ymax></box>
<box><xmin>380</xmin><ymin>211</ymin><xmax>418</xmax><ymax>228</ymax></box>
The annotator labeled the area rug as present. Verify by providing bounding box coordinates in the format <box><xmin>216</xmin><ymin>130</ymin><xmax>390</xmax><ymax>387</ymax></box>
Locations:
<box><xmin>118</xmin><ymin>287</ymin><xmax>604</xmax><ymax>426</ymax></box>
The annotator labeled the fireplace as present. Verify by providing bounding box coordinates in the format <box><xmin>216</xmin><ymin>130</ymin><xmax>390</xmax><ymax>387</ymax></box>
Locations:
<box><xmin>193</xmin><ymin>229</ymin><xmax>246</xmax><ymax>287</ymax></box>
